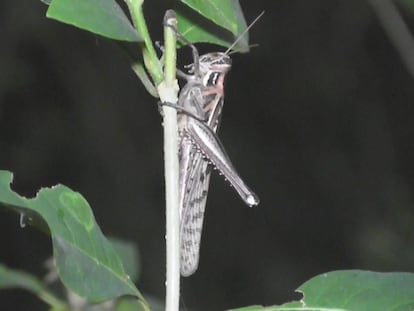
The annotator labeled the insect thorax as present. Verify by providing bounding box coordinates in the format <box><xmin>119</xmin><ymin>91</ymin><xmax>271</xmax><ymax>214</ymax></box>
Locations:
<box><xmin>198</xmin><ymin>52</ymin><xmax>232</xmax><ymax>81</ymax></box>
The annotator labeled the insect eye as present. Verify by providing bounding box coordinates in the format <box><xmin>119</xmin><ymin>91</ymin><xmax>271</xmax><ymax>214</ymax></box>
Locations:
<box><xmin>206</xmin><ymin>72</ymin><xmax>220</xmax><ymax>86</ymax></box>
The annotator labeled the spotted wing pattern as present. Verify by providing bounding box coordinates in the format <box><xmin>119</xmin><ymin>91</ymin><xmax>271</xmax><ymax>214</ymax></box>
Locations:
<box><xmin>177</xmin><ymin>80</ymin><xmax>218</xmax><ymax>276</ymax></box>
<box><xmin>179</xmin><ymin>144</ymin><xmax>212</xmax><ymax>276</ymax></box>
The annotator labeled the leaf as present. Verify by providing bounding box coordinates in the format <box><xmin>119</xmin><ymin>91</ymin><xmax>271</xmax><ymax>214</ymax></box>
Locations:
<box><xmin>0</xmin><ymin>263</ymin><xmax>66</xmax><ymax>309</ymax></box>
<box><xmin>179</xmin><ymin>0</ymin><xmax>246</xmax><ymax>36</ymax></box>
<box><xmin>110</xmin><ymin>237</ymin><xmax>140</xmax><ymax>282</ymax></box>
<box><xmin>227</xmin><ymin>306</ymin><xmax>268</xmax><ymax>311</ymax></box>
<box><xmin>0</xmin><ymin>171</ymin><xmax>146</xmax><ymax>304</ymax></box>
<box><xmin>177</xmin><ymin>0</ymin><xmax>249</xmax><ymax>52</ymax></box>
<box><xmin>176</xmin><ymin>11</ymin><xmax>236</xmax><ymax>50</ymax></box>
<box><xmin>116</xmin><ymin>295</ymin><xmax>164</xmax><ymax>311</ymax></box>
<box><xmin>116</xmin><ymin>298</ymin><xmax>156</xmax><ymax>311</ymax></box>
<box><xmin>228</xmin><ymin>270</ymin><xmax>414</xmax><ymax>311</ymax></box>
<box><xmin>46</xmin><ymin>0</ymin><xmax>142</xmax><ymax>42</ymax></box>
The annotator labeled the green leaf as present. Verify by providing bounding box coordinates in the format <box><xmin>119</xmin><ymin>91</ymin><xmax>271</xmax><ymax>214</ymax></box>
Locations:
<box><xmin>180</xmin><ymin>0</ymin><xmax>246</xmax><ymax>36</ymax></box>
<box><xmin>228</xmin><ymin>270</ymin><xmax>414</xmax><ymax>311</ymax></box>
<box><xmin>110</xmin><ymin>237</ymin><xmax>140</xmax><ymax>282</ymax></box>
<box><xmin>46</xmin><ymin>0</ymin><xmax>142</xmax><ymax>42</ymax></box>
<box><xmin>227</xmin><ymin>306</ymin><xmax>268</xmax><ymax>311</ymax></box>
<box><xmin>0</xmin><ymin>171</ymin><xmax>146</xmax><ymax>305</ymax></box>
<box><xmin>116</xmin><ymin>295</ymin><xmax>164</xmax><ymax>311</ymax></box>
<box><xmin>0</xmin><ymin>263</ymin><xmax>67</xmax><ymax>309</ymax></box>
<box><xmin>177</xmin><ymin>0</ymin><xmax>249</xmax><ymax>52</ymax></box>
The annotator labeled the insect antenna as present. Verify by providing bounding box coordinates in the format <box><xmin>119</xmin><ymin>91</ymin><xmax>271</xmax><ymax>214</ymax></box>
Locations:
<box><xmin>227</xmin><ymin>43</ymin><xmax>260</xmax><ymax>56</ymax></box>
<box><xmin>224</xmin><ymin>11</ymin><xmax>265</xmax><ymax>55</ymax></box>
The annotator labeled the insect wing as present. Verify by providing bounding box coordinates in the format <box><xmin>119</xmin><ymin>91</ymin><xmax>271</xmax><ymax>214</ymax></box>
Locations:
<box><xmin>179</xmin><ymin>147</ymin><xmax>212</xmax><ymax>276</ymax></box>
<box><xmin>178</xmin><ymin>80</ymin><xmax>224</xmax><ymax>276</ymax></box>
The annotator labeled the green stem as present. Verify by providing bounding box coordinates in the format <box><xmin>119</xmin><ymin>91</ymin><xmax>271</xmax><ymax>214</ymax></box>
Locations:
<box><xmin>163</xmin><ymin>16</ymin><xmax>177</xmax><ymax>84</ymax></box>
<box><xmin>158</xmin><ymin>10</ymin><xmax>180</xmax><ymax>311</ymax></box>
<box><xmin>38</xmin><ymin>289</ymin><xmax>68</xmax><ymax>311</ymax></box>
<box><xmin>131</xmin><ymin>61</ymin><xmax>159</xmax><ymax>97</ymax></box>
<box><xmin>125</xmin><ymin>0</ymin><xmax>163</xmax><ymax>85</ymax></box>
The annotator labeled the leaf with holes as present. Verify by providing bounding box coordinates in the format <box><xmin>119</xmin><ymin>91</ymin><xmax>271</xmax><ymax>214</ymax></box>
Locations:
<box><xmin>228</xmin><ymin>270</ymin><xmax>414</xmax><ymax>311</ymax></box>
<box><xmin>0</xmin><ymin>170</ymin><xmax>146</xmax><ymax>305</ymax></box>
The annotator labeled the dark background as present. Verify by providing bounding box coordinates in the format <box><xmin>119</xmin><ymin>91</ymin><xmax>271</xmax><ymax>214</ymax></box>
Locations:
<box><xmin>1</xmin><ymin>0</ymin><xmax>414</xmax><ymax>310</ymax></box>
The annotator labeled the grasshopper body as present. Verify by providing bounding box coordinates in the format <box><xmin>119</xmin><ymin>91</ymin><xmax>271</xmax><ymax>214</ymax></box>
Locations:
<box><xmin>177</xmin><ymin>51</ymin><xmax>259</xmax><ymax>276</ymax></box>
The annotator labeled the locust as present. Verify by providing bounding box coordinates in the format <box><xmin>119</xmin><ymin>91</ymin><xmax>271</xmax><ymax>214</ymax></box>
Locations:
<box><xmin>166</xmin><ymin>13</ymin><xmax>263</xmax><ymax>276</ymax></box>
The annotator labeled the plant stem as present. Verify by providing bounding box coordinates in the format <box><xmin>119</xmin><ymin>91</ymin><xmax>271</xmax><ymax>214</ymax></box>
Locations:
<box><xmin>127</xmin><ymin>1</ymin><xmax>180</xmax><ymax>308</ymax></box>
<box><xmin>158</xmin><ymin>10</ymin><xmax>180</xmax><ymax>311</ymax></box>
<box><xmin>131</xmin><ymin>61</ymin><xmax>159</xmax><ymax>97</ymax></box>
<box><xmin>38</xmin><ymin>289</ymin><xmax>68</xmax><ymax>311</ymax></box>
<box><xmin>125</xmin><ymin>0</ymin><xmax>163</xmax><ymax>85</ymax></box>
